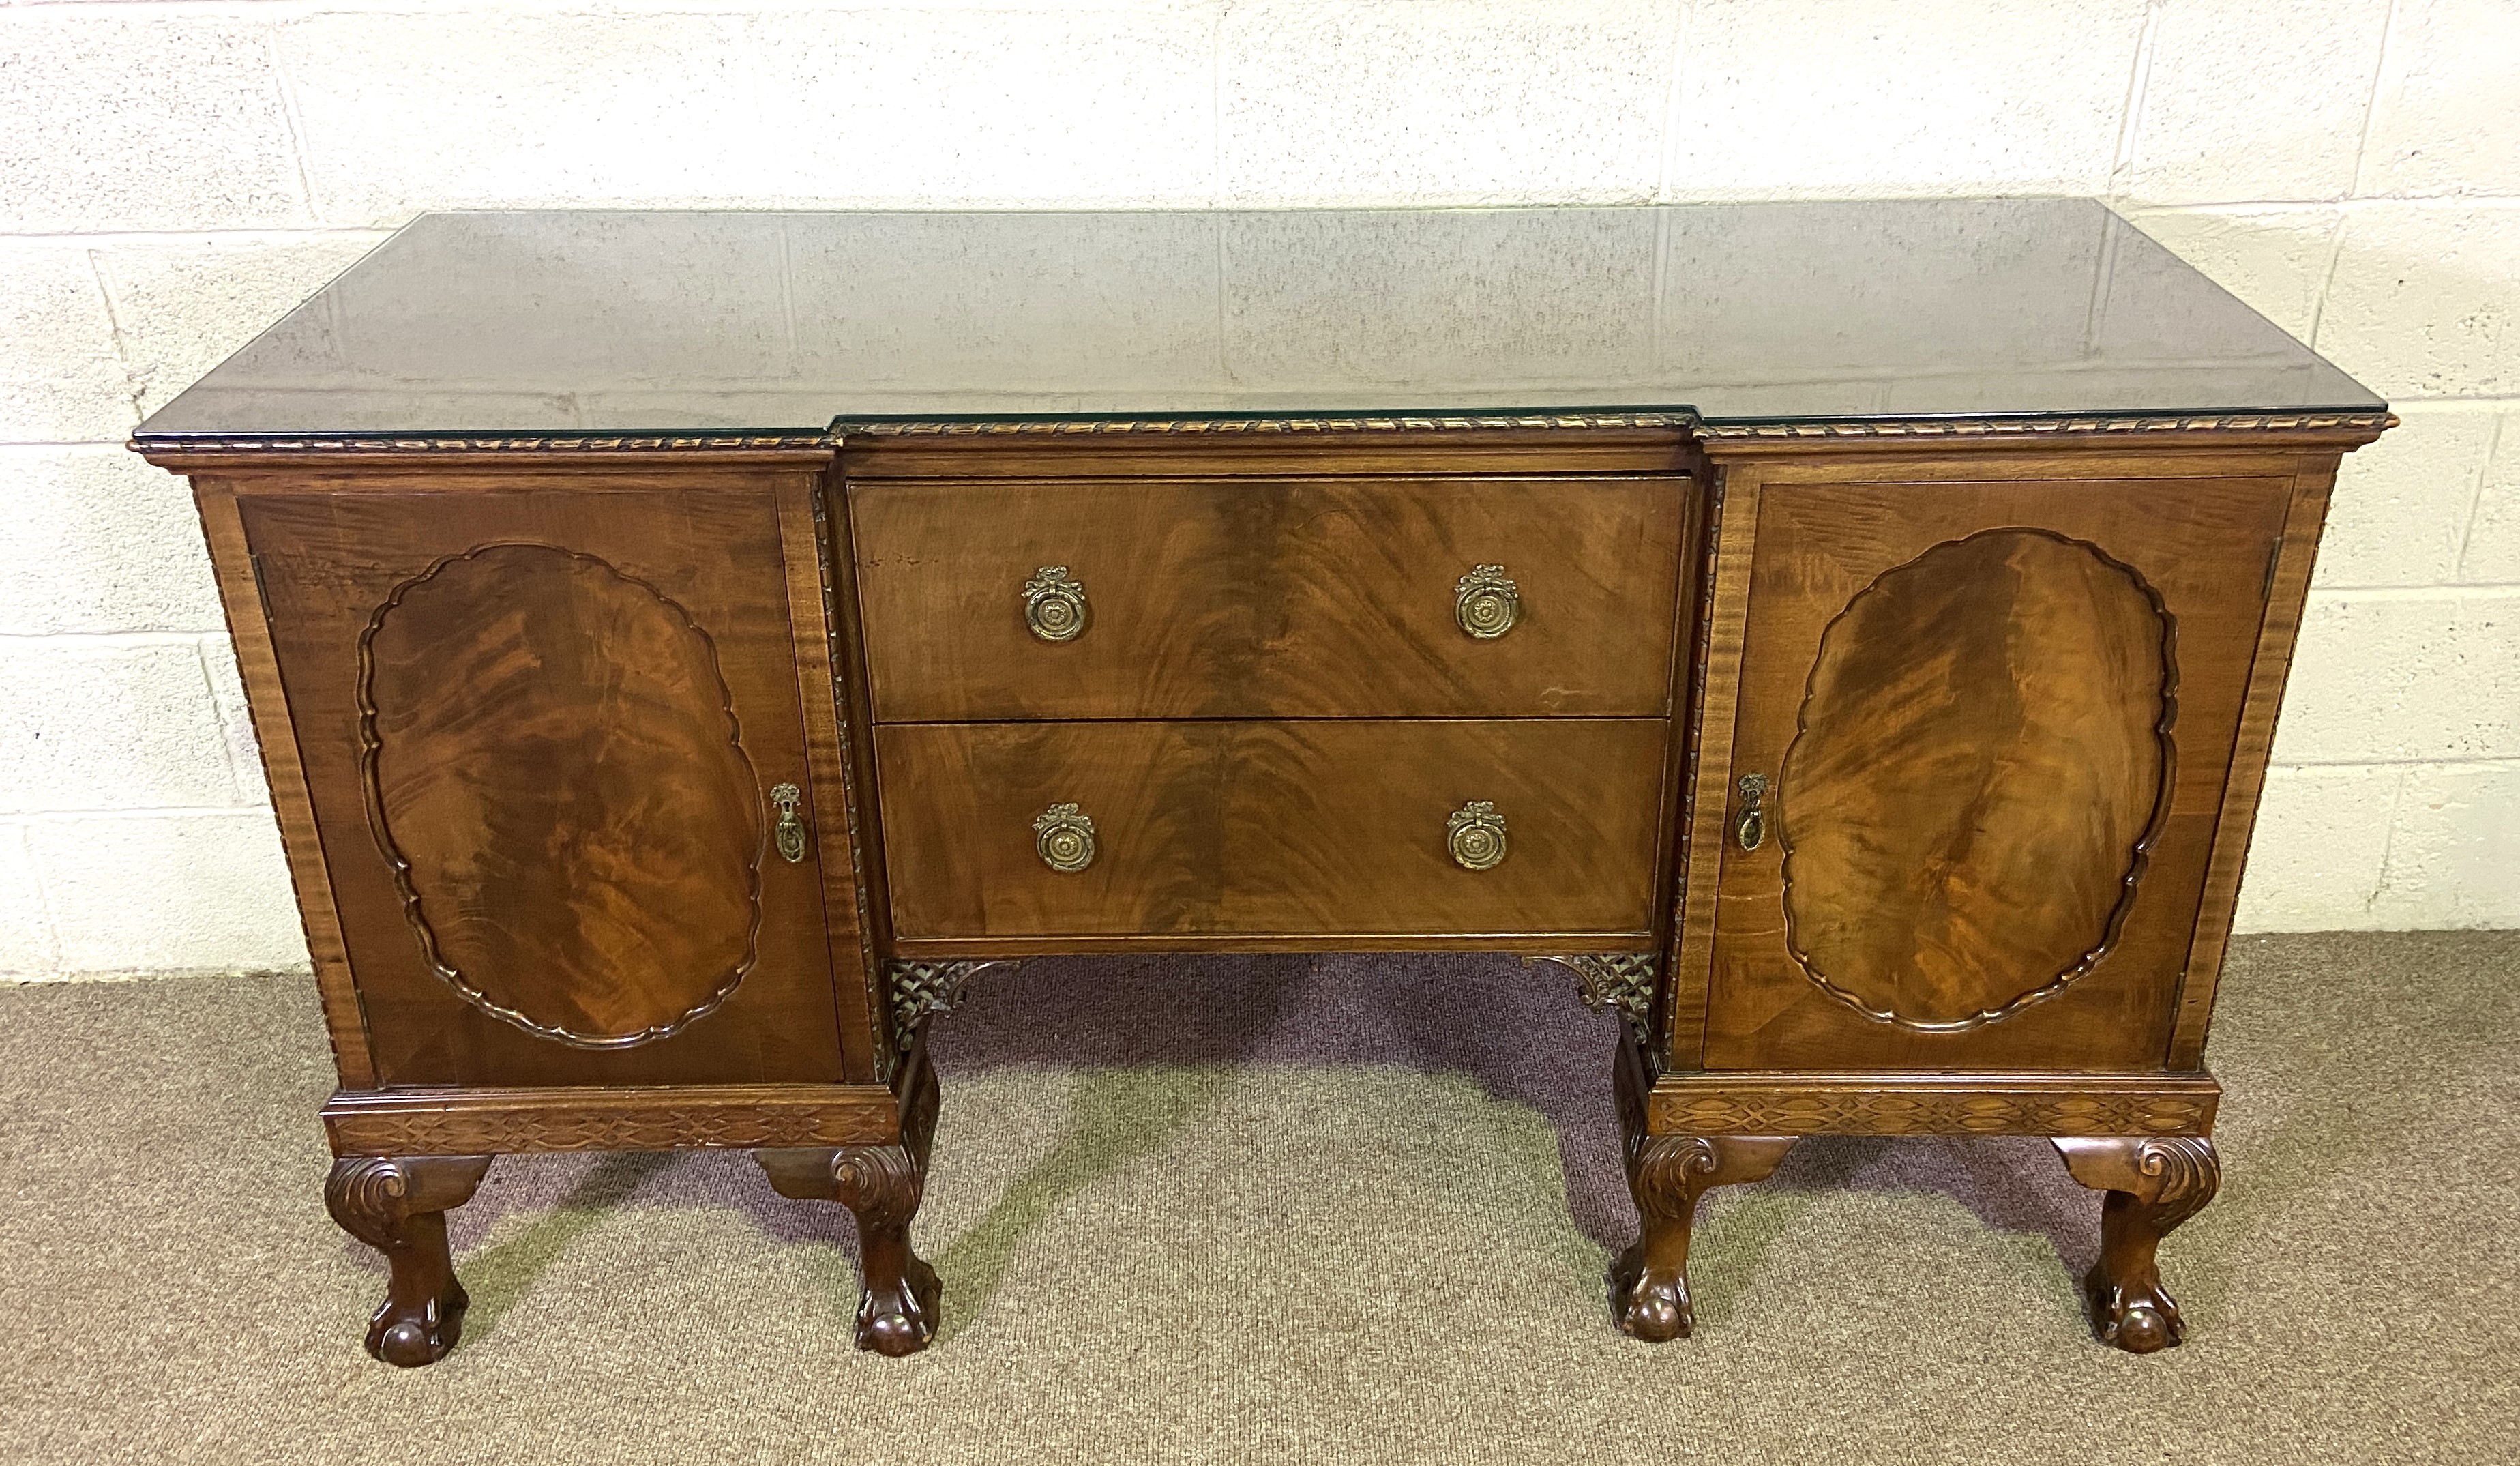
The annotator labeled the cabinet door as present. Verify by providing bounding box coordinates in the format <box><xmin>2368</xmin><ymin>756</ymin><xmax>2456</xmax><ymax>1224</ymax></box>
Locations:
<box><xmin>1699</xmin><ymin>471</ymin><xmax>2292</xmax><ymax>1072</ymax></box>
<box><xmin>235</xmin><ymin>477</ymin><xmax>866</xmax><ymax>1087</ymax></box>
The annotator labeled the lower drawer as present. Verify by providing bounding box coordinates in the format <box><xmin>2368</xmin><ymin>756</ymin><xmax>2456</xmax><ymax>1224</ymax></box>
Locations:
<box><xmin>876</xmin><ymin>720</ymin><xmax>1671</xmax><ymax>941</ymax></box>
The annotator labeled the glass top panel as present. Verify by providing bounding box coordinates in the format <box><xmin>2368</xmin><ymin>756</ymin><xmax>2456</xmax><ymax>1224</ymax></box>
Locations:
<box><xmin>135</xmin><ymin>200</ymin><xmax>2382</xmax><ymax>439</ymax></box>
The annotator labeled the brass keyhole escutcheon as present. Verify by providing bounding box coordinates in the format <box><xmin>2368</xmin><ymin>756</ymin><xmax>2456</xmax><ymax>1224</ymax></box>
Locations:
<box><xmin>1455</xmin><ymin>564</ymin><xmax>1520</xmax><ymax>639</ymax></box>
<box><xmin>770</xmin><ymin>782</ymin><xmax>807</xmax><ymax>864</ymax></box>
<box><xmin>1034</xmin><ymin>802</ymin><xmax>1096</xmax><ymax>873</ymax></box>
<box><xmin>1447</xmin><ymin>800</ymin><xmax>1509</xmax><ymax>871</ymax></box>
<box><xmin>1024</xmin><ymin>566</ymin><xmax>1089</xmax><ymax>643</ymax></box>
<box><xmin>1735</xmin><ymin>773</ymin><xmax>1769</xmax><ymax>852</ymax></box>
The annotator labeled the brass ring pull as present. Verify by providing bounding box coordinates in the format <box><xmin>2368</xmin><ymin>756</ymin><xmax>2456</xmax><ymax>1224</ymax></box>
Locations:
<box><xmin>1455</xmin><ymin>564</ymin><xmax>1520</xmax><ymax>639</ymax></box>
<box><xmin>1034</xmin><ymin>802</ymin><xmax>1096</xmax><ymax>873</ymax></box>
<box><xmin>1735</xmin><ymin>773</ymin><xmax>1769</xmax><ymax>852</ymax></box>
<box><xmin>770</xmin><ymin>782</ymin><xmax>807</xmax><ymax>864</ymax></box>
<box><xmin>1024</xmin><ymin>566</ymin><xmax>1088</xmax><ymax>643</ymax></box>
<box><xmin>1447</xmin><ymin>800</ymin><xmax>1508</xmax><ymax>870</ymax></box>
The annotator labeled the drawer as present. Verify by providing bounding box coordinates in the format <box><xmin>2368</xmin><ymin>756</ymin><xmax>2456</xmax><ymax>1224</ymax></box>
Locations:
<box><xmin>876</xmin><ymin>718</ymin><xmax>1670</xmax><ymax>940</ymax></box>
<box><xmin>848</xmin><ymin>476</ymin><xmax>1689</xmax><ymax>720</ymax></box>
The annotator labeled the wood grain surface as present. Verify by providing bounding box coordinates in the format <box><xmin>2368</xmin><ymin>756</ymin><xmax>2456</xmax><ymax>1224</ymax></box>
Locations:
<box><xmin>1701</xmin><ymin>471</ymin><xmax>2292</xmax><ymax>1071</ymax></box>
<box><xmin>876</xmin><ymin>718</ymin><xmax>1671</xmax><ymax>939</ymax></box>
<box><xmin>848</xmin><ymin>475</ymin><xmax>1687</xmax><ymax>720</ymax></box>
<box><xmin>2167</xmin><ymin>457</ymin><xmax>2339</xmax><ymax>1068</ymax></box>
<box><xmin>192</xmin><ymin>486</ymin><xmax>378</xmax><ymax>1086</ymax></box>
<box><xmin>778</xmin><ymin>475</ymin><xmax>887</xmax><ymax>1082</ymax></box>
<box><xmin>238</xmin><ymin>479</ymin><xmax>850</xmax><ymax>1088</ymax></box>
<box><xmin>359</xmin><ymin>543</ymin><xmax>765</xmax><ymax>1046</ymax></box>
<box><xmin>1663</xmin><ymin>471</ymin><xmax>1758</xmax><ymax>1064</ymax></box>
<box><xmin>1779</xmin><ymin>529</ymin><xmax>2172</xmax><ymax>1030</ymax></box>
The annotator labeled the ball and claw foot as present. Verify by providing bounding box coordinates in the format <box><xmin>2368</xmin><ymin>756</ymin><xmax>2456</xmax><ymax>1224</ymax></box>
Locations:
<box><xmin>1609</xmin><ymin>1243</ymin><xmax>1694</xmax><ymax>1341</ymax></box>
<box><xmin>371</xmin><ymin>1283</ymin><xmax>470</xmax><ymax>1367</ymax></box>
<box><xmin>2090</xmin><ymin>1274</ymin><xmax>2183</xmax><ymax>1355</ymax></box>
<box><xmin>2053</xmin><ymin>1134</ymin><xmax>2220</xmax><ymax>1355</ymax></box>
<box><xmin>323</xmin><ymin>1154</ymin><xmax>494</xmax><ymax>1368</ymax></box>
<box><xmin>859</xmin><ymin>1255</ymin><xmax>943</xmax><ymax>1356</ymax></box>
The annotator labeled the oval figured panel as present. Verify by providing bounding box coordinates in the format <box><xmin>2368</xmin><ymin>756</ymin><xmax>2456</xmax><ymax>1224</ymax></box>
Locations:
<box><xmin>359</xmin><ymin>544</ymin><xmax>765</xmax><ymax>1047</ymax></box>
<box><xmin>1779</xmin><ymin>529</ymin><xmax>2174</xmax><ymax>1030</ymax></box>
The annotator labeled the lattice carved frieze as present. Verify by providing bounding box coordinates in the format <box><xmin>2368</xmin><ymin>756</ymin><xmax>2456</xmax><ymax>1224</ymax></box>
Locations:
<box><xmin>325</xmin><ymin>1102</ymin><xmax>891</xmax><ymax>1156</ymax></box>
<box><xmin>1652</xmin><ymin>1089</ymin><xmax>2214</xmax><ymax>1138</ymax></box>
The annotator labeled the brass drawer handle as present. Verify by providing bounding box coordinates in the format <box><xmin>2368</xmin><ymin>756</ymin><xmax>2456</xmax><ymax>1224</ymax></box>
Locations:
<box><xmin>1024</xmin><ymin>566</ymin><xmax>1089</xmax><ymax>643</ymax></box>
<box><xmin>1455</xmin><ymin>564</ymin><xmax>1520</xmax><ymax>639</ymax></box>
<box><xmin>1034</xmin><ymin>802</ymin><xmax>1096</xmax><ymax>873</ymax></box>
<box><xmin>1735</xmin><ymin>773</ymin><xmax>1769</xmax><ymax>851</ymax></box>
<box><xmin>770</xmin><ymin>782</ymin><xmax>807</xmax><ymax>864</ymax></box>
<box><xmin>1447</xmin><ymin>800</ymin><xmax>1508</xmax><ymax>870</ymax></box>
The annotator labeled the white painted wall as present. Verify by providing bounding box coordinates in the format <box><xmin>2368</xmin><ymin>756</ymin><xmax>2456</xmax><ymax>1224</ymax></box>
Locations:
<box><xmin>1</xmin><ymin>0</ymin><xmax>2513</xmax><ymax>978</ymax></box>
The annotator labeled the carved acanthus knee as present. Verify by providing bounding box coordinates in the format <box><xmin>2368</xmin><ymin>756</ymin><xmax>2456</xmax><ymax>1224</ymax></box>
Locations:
<box><xmin>2053</xmin><ymin>1134</ymin><xmax>2221</xmax><ymax>1353</ymax></box>
<box><xmin>323</xmin><ymin>1154</ymin><xmax>494</xmax><ymax>1367</ymax></box>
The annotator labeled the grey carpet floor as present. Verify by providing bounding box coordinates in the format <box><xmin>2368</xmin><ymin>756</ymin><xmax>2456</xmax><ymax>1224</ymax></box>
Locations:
<box><xmin>2</xmin><ymin>931</ymin><xmax>2515</xmax><ymax>1464</ymax></box>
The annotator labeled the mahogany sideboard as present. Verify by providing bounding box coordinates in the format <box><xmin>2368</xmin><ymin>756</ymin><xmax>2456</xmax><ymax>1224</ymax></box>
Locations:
<box><xmin>132</xmin><ymin>202</ymin><xmax>2390</xmax><ymax>1364</ymax></box>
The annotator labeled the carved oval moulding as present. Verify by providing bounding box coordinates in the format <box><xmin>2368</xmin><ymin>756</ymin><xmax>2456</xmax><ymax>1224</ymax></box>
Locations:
<box><xmin>1779</xmin><ymin>529</ymin><xmax>2176</xmax><ymax>1030</ymax></box>
<box><xmin>359</xmin><ymin>544</ymin><xmax>765</xmax><ymax>1047</ymax></box>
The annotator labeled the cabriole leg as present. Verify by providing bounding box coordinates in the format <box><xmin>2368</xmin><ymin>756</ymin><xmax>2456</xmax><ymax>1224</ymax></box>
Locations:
<box><xmin>2052</xmin><ymin>1135</ymin><xmax>2221</xmax><ymax>1353</ymax></box>
<box><xmin>757</xmin><ymin>1037</ymin><xmax>943</xmax><ymax>1355</ymax></box>
<box><xmin>1611</xmin><ymin>1132</ymin><xmax>1797</xmax><ymax>1340</ymax></box>
<box><xmin>1608</xmin><ymin>1027</ymin><xmax>1795</xmax><ymax>1340</ymax></box>
<box><xmin>323</xmin><ymin>1154</ymin><xmax>494</xmax><ymax>1366</ymax></box>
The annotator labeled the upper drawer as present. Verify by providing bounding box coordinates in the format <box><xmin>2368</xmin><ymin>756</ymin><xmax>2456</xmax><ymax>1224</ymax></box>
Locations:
<box><xmin>848</xmin><ymin>475</ymin><xmax>1689</xmax><ymax>720</ymax></box>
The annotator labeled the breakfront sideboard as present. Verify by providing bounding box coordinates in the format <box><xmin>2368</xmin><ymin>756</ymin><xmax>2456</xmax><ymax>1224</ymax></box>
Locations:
<box><xmin>132</xmin><ymin>202</ymin><xmax>2389</xmax><ymax>1364</ymax></box>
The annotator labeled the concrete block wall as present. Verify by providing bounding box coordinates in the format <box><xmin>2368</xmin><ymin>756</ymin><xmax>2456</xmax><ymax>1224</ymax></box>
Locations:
<box><xmin>1</xmin><ymin>0</ymin><xmax>2512</xmax><ymax>977</ymax></box>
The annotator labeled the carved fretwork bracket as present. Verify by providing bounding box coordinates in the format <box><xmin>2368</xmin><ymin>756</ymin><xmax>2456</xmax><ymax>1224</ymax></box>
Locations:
<box><xmin>882</xmin><ymin>959</ymin><xmax>1020</xmax><ymax>1071</ymax></box>
<box><xmin>1525</xmin><ymin>953</ymin><xmax>1661</xmax><ymax>1055</ymax></box>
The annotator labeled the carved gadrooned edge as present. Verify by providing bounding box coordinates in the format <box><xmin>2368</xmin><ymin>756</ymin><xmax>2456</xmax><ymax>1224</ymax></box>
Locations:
<box><xmin>1525</xmin><ymin>954</ymin><xmax>1659</xmax><ymax>1051</ymax></box>
<box><xmin>323</xmin><ymin>1088</ymin><xmax>898</xmax><ymax>1155</ymax></box>
<box><xmin>1650</xmin><ymin>1081</ymin><xmax>2219</xmax><ymax>1137</ymax></box>
<box><xmin>834</xmin><ymin>412</ymin><xmax>1694</xmax><ymax>437</ymax></box>
<box><xmin>132</xmin><ymin>432</ymin><xmax>837</xmax><ymax>454</ymax></box>
<box><xmin>1695</xmin><ymin>410</ymin><xmax>2397</xmax><ymax>440</ymax></box>
<box><xmin>885</xmin><ymin>958</ymin><xmax>1020</xmax><ymax>1053</ymax></box>
<box><xmin>135</xmin><ymin>409</ymin><xmax>2393</xmax><ymax>454</ymax></box>
<box><xmin>836</xmin><ymin>409</ymin><xmax>2395</xmax><ymax>439</ymax></box>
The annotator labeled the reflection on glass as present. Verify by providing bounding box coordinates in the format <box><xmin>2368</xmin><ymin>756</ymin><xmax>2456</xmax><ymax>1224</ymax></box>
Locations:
<box><xmin>136</xmin><ymin>200</ymin><xmax>2381</xmax><ymax>439</ymax></box>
